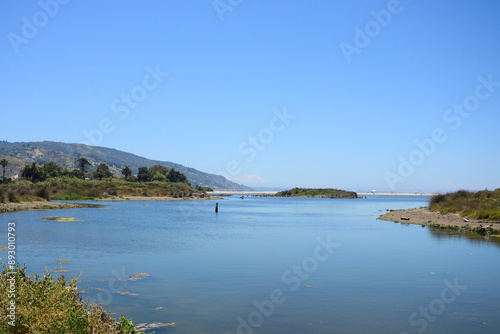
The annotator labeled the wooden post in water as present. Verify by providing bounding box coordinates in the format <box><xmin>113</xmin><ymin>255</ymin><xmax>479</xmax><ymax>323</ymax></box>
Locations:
<box><xmin>215</xmin><ymin>202</ymin><xmax>218</xmax><ymax>213</ymax></box>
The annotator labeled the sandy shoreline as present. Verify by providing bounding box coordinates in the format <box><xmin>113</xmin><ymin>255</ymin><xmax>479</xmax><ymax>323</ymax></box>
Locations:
<box><xmin>208</xmin><ymin>191</ymin><xmax>278</xmax><ymax>195</ymax></box>
<box><xmin>92</xmin><ymin>195</ymin><xmax>217</xmax><ymax>201</ymax></box>
<box><xmin>358</xmin><ymin>192</ymin><xmax>435</xmax><ymax>196</ymax></box>
<box><xmin>378</xmin><ymin>207</ymin><xmax>500</xmax><ymax>230</ymax></box>
<box><xmin>0</xmin><ymin>201</ymin><xmax>101</xmax><ymax>214</ymax></box>
<box><xmin>210</xmin><ymin>191</ymin><xmax>435</xmax><ymax>196</ymax></box>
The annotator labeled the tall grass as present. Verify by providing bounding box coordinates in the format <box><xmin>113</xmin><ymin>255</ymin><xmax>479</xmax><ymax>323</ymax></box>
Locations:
<box><xmin>429</xmin><ymin>189</ymin><xmax>500</xmax><ymax>220</ymax></box>
<box><xmin>0</xmin><ymin>184</ymin><xmax>51</xmax><ymax>203</ymax></box>
<box><xmin>0</xmin><ymin>264</ymin><xmax>143</xmax><ymax>333</ymax></box>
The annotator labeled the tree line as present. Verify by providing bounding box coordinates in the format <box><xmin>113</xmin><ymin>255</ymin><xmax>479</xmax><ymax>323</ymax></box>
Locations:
<box><xmin>0</xmin><ymin>157</ymin><xmax>190</xmax><ymax>185</ymax></box>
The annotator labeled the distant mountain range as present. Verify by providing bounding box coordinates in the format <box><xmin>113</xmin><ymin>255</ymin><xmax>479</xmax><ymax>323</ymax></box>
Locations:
<box><xmin>0</xmin><ymin>141</ymin><xmax>251</xmax><ymax>191</ymax></box>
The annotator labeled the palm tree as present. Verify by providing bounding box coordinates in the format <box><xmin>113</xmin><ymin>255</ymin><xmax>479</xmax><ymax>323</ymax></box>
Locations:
<box><xmin>121</xmin><ymin>166</ymin><xmax>132</xmax><ymax>181</ymax></box>
<box><xmin>75</xmin><ymin>157</ymin><xmax>91</xmax><ymax>172</ymax></box>
<box><xmin>0</xmin><ymin>159</ymin><xmax>8</xmax><ymax>180</ymax></box>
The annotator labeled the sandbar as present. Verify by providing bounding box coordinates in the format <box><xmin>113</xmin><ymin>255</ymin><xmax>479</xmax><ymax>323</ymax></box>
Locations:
<box><xmin>0</xmin><ymin>201</ymin><xmax>100</xmax><ymax>214</ymax></box>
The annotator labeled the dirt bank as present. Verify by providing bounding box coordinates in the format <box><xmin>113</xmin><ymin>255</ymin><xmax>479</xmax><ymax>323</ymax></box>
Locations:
<box><xmin>378</xmin><ymin>207</ymin><xmax>500</xmax><ymax>232</ymax></box>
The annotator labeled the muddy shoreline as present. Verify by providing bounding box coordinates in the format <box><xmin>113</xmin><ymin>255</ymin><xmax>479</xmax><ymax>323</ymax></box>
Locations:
<box><xmin>378</xmin><ymin>207</ymin><xmax>500</xmax><ymax>234</ymax></box>
<box><xmin>0</xmin><ymin>201</ymin><xmax>102</xmax><ymax>214</ymax></box>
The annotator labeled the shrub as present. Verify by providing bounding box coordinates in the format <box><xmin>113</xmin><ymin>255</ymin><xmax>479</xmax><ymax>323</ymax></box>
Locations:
<box><xmin>37</xmin><ymin>178</ymin><xmax>60</xmax><ymax>188</ymax></box>
<box><xmin>17</xmin><ymin>186</ymin><xmax>31</xmax><ymax>196</ymax></box>
<box><xmin>1</xmin><ymin>177</ymin><xmax>12</xmax><ymax>184</ymax></box>
<box><xmin>52</xmin><ymin>193</ymin><xmax>85</xmax><ymax>200</ymax></box>
<box><xmin>127</xmin><ymin>175</ymin><xmax>138</xmax><ymax>182</ymax></box>
<box><xmin>35</xmin><ymin>187</ymin><xmax>51</xmax><ymax>201</ymax></box>
<box><xmin>15</xmin><ymin>180</ymin><xmax>34</xmax><ymax>188</ymax></box>
<box><xmin>429</xmin><ymin>189</ymin><xmax>500</xmax><ymax>221</ymax></box>
<box><xmin>451</xmin><ymin>189</ymin><xmax>473</xmax><ymax>200</ymax></box>
<box><xmin>117</xmin><ymin>316</ymin><xmax>142</xmax><ymax>334</ymax></box>
<box><xmin>0</xmin><ymin>263</ymin><xmax>144</xmax><ymax>333</ymax></box>
<box><xmin>86</xmin><ymin>187</ymin><xmax>102</xmax><ymax>199</ymax></box>
<box><xmin>429</xmin><ymin>193</ymin><xmax>446</xmax><ymax>207</ymax></box>
<box><xmin>7</xmin><ymin>190</ymin><xmax>19</xmax><ymax>203</ymax></box>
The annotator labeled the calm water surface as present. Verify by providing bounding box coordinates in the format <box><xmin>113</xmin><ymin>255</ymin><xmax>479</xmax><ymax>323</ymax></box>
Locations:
<box><xmin>1</xmin><ymin>195</ymin><xmax>499</xmax><ymax>333</ymax></box>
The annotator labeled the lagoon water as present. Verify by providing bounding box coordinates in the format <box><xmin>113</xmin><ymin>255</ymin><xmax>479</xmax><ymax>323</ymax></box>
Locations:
<box><xmin>1</xmin><ymin>195</ymin><xmax>500</xmax><ymax>333</ymax></box>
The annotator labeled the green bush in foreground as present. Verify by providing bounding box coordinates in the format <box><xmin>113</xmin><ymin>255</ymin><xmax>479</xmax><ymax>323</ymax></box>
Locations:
<box><xmin>429</xmin><ymin>189</ymin><xmax>500</xmax><ymax>221</ymax></box>
<box><xmin>0</xmin><ymin>264</ymin><xmax>142</xmax><ymax>333</ymax></box>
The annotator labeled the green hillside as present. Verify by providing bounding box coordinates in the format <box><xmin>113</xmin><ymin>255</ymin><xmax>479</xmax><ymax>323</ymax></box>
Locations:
<box><xmin>0</xmin><ymin>141</ymin><xmax>250</xmax><ymax>191</ymax></box>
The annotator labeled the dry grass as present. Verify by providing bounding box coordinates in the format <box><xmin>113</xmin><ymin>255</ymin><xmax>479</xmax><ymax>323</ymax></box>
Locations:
<box><xmin>429</xmin><ymin>189</ymin><xmax>500</xmax><ymax>221</ymax></box>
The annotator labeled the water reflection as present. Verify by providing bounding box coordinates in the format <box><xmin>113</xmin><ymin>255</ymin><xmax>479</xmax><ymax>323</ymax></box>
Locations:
<box><xmin>427</xmin><ymin>225</ymin><xmax>500</xmax><ymax>248</ymax></box>
<box><xmin>2</xmin><ymin>196</ymin><xmax>500</xmax><ymax>333</ymax></box>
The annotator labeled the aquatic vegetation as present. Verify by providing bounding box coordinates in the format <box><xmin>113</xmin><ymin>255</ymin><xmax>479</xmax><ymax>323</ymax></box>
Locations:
<box><xmin>135</xmin><ymin>322</ymin><xmax>175</xmax><ymax>331</ymax></box>
<box><xmin>116</xmin><ymin>291</ymin><xmax>139</xmax><ymax>296</ymax></box>
<box><xmin>0</xmin><ymin>247</ymin><xmax>7</xmax><ymax>252</ymax></box>
<box><xmin>42</xmin><ymin>216</ymin><xmax>83</xmax><ymax>222</ymax></box>
<box><xmin>96</xmin><ymin>278</ymin><xmax>110</xmax><ymax>282</ymax></box>
<box><xmin>154</xmin><ymin>306</ymin><xmax>163</xmax><ymax>310</ymax></box>
<box><xmin>120</xmin><ymin>272</ymin><xmax>151</xmax><ymax>282</ymax></box>
<box><xmin>240</xmin><ymin>217</ymin><xmax>256</xmax><ymax>219</ymax></box>
<box><xmin>50</xmin><ymin>267</ymin><xmax>70</xmax><ymax>273</ymax></box>
<box><xmin>54</xmin><ymin>259</ymin><xmax>72</xmax><ymax>264</ymax></box>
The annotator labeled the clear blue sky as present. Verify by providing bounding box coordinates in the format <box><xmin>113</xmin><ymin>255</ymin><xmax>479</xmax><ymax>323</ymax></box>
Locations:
<box><xmin>1</xmin><ymin>0</ymin><xmax>499</xmax><ymax>192</ymax></box>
